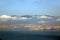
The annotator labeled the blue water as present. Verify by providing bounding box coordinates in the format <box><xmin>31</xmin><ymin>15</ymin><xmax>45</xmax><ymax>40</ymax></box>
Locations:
<box><xmin>0</xmin><ymin>30</ymin><xmax>60</xmax><ymax>40</ymax></box>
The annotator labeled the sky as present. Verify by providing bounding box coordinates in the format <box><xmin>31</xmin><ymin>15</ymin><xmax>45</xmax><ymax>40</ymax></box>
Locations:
<box><xmin>0</xmin><ymin>0</ymin><xmax>60</xmax><ymax>16</ymax></box>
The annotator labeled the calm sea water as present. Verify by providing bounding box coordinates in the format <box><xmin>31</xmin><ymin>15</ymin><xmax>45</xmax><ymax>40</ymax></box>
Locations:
<box><xmin>0</xmin><ymin>30</ymin><xmax>60</xmax><ymax>40</ymax></box>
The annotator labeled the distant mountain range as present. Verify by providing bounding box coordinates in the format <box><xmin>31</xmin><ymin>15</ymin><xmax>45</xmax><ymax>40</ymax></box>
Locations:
<box><xmin>0</xmin><ymin>15</ymin><xmax>60</xmax><ymax>26</ymax></box>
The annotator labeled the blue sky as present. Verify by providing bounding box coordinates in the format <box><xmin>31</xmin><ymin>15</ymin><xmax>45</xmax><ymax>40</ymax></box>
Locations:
<box><xmin>0</xmin><ymin>0</ymin><xmax>60</xmax><ymax>16</ymax></box>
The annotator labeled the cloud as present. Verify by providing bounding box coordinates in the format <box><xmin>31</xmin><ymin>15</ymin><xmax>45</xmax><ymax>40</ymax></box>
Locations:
<box><xmin>0</xmin><ymin>15</ymin><xmax>33</xmax><ymax>21</ymax></box>
<box><xmin>40</xmin><ymin>16</ymin><xmax>48</xmax><ymax>18</ymax></box>
<box><xmin>0</xmin><ymin>15</ymin><xmax>17</xmax><ymax>21</ymax></box>
<box><xmin>19</xmin><ymin>17</ymin><xmax>32</xmax><ymax>20</ymax></box>
<box><xmin>0</xmin><ymin>15</ymin><xmax>11</xmax><ymax>18</ymax></box>
<box><xmin>11</xmin><ymin>17</ymin><xmax>17</xmax><ymax>20</ymax></box>
<box><xmin>56</xmin><ymin>18</ymin><xmax>60</xmax><ymax>21</ymax></box>
<box><xmin>0</xmin><ymin>15</ymin><xmax>11</xmax><ymax>21</ymax></box>
<box><xmin>20</xmin><ymin>17</ymin><xmax>28</xmax><ymax>20</ymax></box>
<box><xmin>38</xmin><ymin>16</ymin><xmax>52</xmax><ymax>19</ymax></box>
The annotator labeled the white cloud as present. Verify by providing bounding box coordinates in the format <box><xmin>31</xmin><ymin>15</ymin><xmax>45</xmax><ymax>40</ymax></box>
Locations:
<box><xmin>40</xmin><ymin>16</ymin><xmax>48</xmax><ymax>18</ymax></box>
<box><xmin>38</xmin><ymin>16</ymin><xmax>52</xmax><ymax>19</ymax></box>
<box><xmin>0</xmin><ymin>15</ymin><xmax>32</xmax><ymax>21</ymax></box>
<box><xmin>56</xmin><ymin>18</ymin><xmax>60</xmax><ymax>21</ymax></box>
<box><xmin>0</xmin><ymin>15</ymin><xmax>11</xmax><ymax>19</ymax></box>
<box><xmin>18</xmin><ymin>17</ymin><xmax>32</xmax><ymax>20</ymax></box>
<box><xmin>19</xmin><ymin>17</ymin><xmax>28</xmax><ymax>20</ymax></box>
<box><xmin>0</xmin><ymin>15</ymin><xmax>11</xmax><ymax>21</ymax></box>
<box><xmin>11</xmin><ymin>17</ymin><xmax>17</xmax><ymax>20</ymax></box>
<box><xmin>0</xmin><ymin>15</ymin><xmax>18</xmax><ymax>21</ymax></box>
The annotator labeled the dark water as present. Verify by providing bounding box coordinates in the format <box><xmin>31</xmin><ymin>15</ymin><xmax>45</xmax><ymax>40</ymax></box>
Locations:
<box><xmin>0</xmin><ymin>30</ymin><xmax>60</xmax><ymax>40</ymax></box>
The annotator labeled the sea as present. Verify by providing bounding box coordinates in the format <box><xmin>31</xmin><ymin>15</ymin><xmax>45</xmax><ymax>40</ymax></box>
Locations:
<box><xmin>0</xmin><ymin>30</ymin><xmax>60</xmax><ymax>40</ymax></box>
